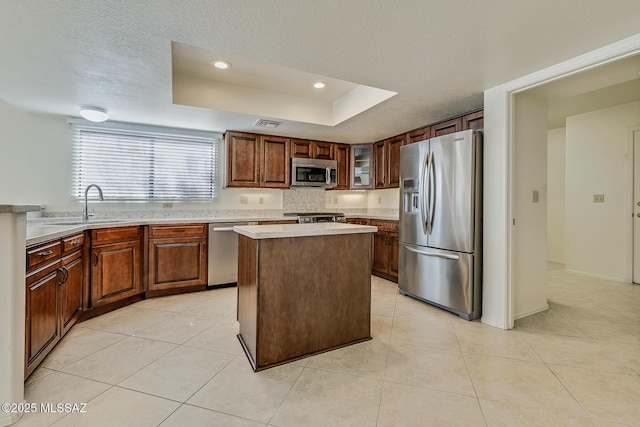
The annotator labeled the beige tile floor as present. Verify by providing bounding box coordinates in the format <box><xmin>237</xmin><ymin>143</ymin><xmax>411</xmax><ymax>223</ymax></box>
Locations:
<box><xmin>16</xmin><ymin>264</ymin><xmax>640</xmax><ymax>426</ymax></box>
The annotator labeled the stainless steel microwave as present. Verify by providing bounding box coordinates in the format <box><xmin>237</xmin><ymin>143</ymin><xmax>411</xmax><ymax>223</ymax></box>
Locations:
<box><xmin>290</xmin><ymin>158</ymin><xmax>337</xmax><ymax>188</ymax></box>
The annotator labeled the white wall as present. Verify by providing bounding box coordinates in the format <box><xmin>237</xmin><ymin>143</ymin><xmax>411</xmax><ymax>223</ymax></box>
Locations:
<box><xmin>547</xmin><ymin>128</ymin><xmax>566</xmax><ymax>263</ymax></box>
<box><xmin>512</xmin><ymin>94</ymin><xmax>549</xmax><ymax>319</ymax></box>
<box><xmin>366</xmin><ymin>188</ymin><xmax>399</xmax><ymax>210</ymax></box>
<box><xmin>565</xmin><ymin>101</ymin><xmax>640</xmax><ymax>281</ymax></box>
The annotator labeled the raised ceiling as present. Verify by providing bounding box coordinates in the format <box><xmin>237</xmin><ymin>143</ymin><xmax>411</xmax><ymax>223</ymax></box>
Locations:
<box><xmin>0</xmin><ymin>1</ymin><xmax>639</xmax><ymax>143</ymax></box>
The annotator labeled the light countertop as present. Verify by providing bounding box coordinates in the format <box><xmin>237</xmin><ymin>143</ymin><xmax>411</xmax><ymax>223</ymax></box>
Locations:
<box><xmin>233</xmin><ymin>222</ymin><xmax>378</xmax><ymax>239</ymax></box>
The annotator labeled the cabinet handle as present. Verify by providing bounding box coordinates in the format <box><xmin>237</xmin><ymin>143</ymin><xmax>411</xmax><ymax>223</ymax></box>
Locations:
<box><xmin>38</xmin><ymin>250</ymin><xmax>54</xmax><ymax>256</ymax></box>
<box><xmin>93</xmin><ymin>252</ymin><xmax>99</xmax><ymax>266</ymax></box>
<box><xmin>56</xmin><ymin>268</ymin><xmax>65</xmax><ymax>285</ymax></box>
<box><xmin>70</xmin><ymin>239</ymin><xmax>81</xmax><ymax>245</ymax></box>
<box><xmin>62</xmin><ymin>267</ymin><xmax>69</xmax><ymax>283</ymax></box>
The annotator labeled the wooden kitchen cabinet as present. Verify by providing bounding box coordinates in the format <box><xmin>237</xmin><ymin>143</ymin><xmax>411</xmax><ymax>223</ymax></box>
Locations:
<box><xmin>225</xmin><ymin>131</ymin><xmax>290</xmax><ymax>188</ymax></box>
<box><xmin>374</xmin><ymin>135</ymin><xmax>402</xmax><ymax>189</ymax></box>
<box><xmin>431</xmin><ymin>117</ymin><xmax>463</xmax><ymax>137</ymax></box>
<box><xmin>346</xmin><ymin>218</ymin><xmax>371</xmax><ymax>226</ymax></box>
<box><xmin>147</xmin><ymin>224</ymin><xmax>208</xmax><ymax>296</ymax></box>
<box><xmin>406</xmin><ymin>126</ymin><xmax>430</xmax><ymax>145</ymax></box>
<box><xmin>225</xmin><ymin>131</ymin><xmax>261</xmax><ymax>187</ymax></box>
<box><xmin>90</xmin><ymin>226</ymin><xmax>142</xmax><ymax>308</ymax></box>
<box><xmin>260</xmin><ymin>135</ymin><xmax>290</xmax><ymax>188</ymax></box>
<box><xmin>334</xmin><ymin>143</ymin><xmax>350</xmax><ymax>190</ymax></box>
<box><xmin>370</xmin><ymin>220</ymin><xmax>399</xmax><ymax>282</ymax></box>
<box><xmin>291</xmin><ymin>138</ymin><xmax>312</xmax><ymax>158</ymax></box>
<box><xmin>350</xmin><ymin>144</ymin><xmax>373</xmax><ymax>190</ymax></box>
<box><xmin>374</xmin><ymin>140</ymin><xmax>386</xmax><ymax>188</ymax></box>
<box><xmin>311</xmin><ymin>141</ymin><xmax>334</xmax><ymax>160</ymax></box>
<box><xmin>25</xmin><ymin>233</ymin><xmax>85</xmax><ymax>378</ymax></box>
<box><xmin>462</xmin><ymin>109</ymin><xmax>484</xmax><ymax>130</ymax></box>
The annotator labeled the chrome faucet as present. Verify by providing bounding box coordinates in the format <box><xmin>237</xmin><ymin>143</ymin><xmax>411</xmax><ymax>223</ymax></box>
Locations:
<box><xmin>83</xmin><ymin>184</ymin><xmax>104</xmax><ymax>222</ymax></box>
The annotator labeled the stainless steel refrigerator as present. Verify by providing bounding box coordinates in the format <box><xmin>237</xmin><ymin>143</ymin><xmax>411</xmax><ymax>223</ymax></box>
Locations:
<box><xmin>398</xmin><ymin>129</ymin><xmax>482</xmax><ymax>320</ymax></box>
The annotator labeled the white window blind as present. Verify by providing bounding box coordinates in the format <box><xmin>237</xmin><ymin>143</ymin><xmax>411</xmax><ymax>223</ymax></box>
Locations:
<box><xmin>69</xmin><ymin>119</ymin><xmax>220</xmax><ymax>200</ymax></box>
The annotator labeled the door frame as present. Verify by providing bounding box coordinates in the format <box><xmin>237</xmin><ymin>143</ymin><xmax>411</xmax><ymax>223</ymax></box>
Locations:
<box><xmin>630</xmin><ymin>126</ymin><xmax>640</xmax><ymax>283</ymax></box>
<box><xmin>482</xmin><ymin>34</ymin><xmax>640</xmax><ymax>330</ymax></box>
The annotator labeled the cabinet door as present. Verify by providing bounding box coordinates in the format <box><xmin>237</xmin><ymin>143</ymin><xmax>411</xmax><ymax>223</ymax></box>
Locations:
<box><xmin>374</xmin><ymin>140</ymin><xmax>386</xmax><ymax>189</ymax></box>
<box><xmin>91</xmin><ymin>240</ymin><xmax>142</xmax><ymax>308</ymax></box>
<box><xmin>372</xmin><ymin>232</ymin><xmax>389</xmax><ymax>275</ymax></box>
<box><xmin>60</xmin><ymin>251</ymin><xmax>84</xmax><ymax>335</ymax></box>
<box><xmin>25</xmin><ymin>265</ymin><xmax>60</xmax><ymax>376</ymax></box>
<box><xmin>291</xmin><ymin>139</ymin><xmax>312</xmax><ymax>158</ymax></box>
<box><xmin>226</xmin><ymin>132</ymin><xmax>260</xmax><ymax>187</ymax></box>
<box><xmin>462</xmin><ymin>110</ymin><xmax>484</xmax><ymax>130</ymax></box>
<box><xmin>351</xmin><ymin>144</ymin><xmax>373</xmax><ymax>190</ymax></box>
<box><xmin>334</xmin><ymin>144</ymin><xmax>350</xmax><ymax>190</ymax></box>
<box><xmin>387</xmin><ymin>135</ymin><xmax>403</xmax><ymax>188</ymax></box>
<box><xmin>260</xmin><ymin>135</ymin><xmax>290</xmax><ymax>188</ymax></box>
<box><xmin>406</xmin><ymin>126</ymin><xmax>430</xmax><ymax>145</ymax></box>
<box><xmin>148</xmin><ymin>237</ymin><xmax>207</xmax><ymax>292</ymax></box>
<box><xmin>311</xmin><ymin>141</ymin><xmax>334</xmax><ymax>160</ymax></box>
<box><xmin>388</xmin><ymin>233</ymin><xmax>399</xmax><ymax>280</ymax></box>
<box><xmin>431</xmin><ymin>117</ymin><xmax>462</xmax><ymax>137</ymax></box>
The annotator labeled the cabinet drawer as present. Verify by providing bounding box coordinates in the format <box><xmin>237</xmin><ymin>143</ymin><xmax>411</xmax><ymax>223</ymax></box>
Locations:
<box><xmin>62</xmin><ymin>233</ymin><xmax>84</xmax><ymax>254</ymax></box>
<box><xmin>346</xmin><ymin>218</ymin><xmax>371</xmax><ymax>226</ymax></box>
<box><xmin>149</xmin><ymin>224</ymin><xmax>207</xmax><ymax>238</ymax></box>
<box><xmin>27</xmin><ymin>240</ymin><xmax>62</xmax><ymax>272</ymax></box>
<box><xmin>92</xmin><ymin>226</ymin><xmax>141</xmax><ymax>245</ymax></box>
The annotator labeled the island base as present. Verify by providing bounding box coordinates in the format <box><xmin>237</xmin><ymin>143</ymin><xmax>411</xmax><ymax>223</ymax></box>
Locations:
<box><xmin>236</xmin><ymin>233</ymin><xmax>373</xmax><ymax>371</ymax></box>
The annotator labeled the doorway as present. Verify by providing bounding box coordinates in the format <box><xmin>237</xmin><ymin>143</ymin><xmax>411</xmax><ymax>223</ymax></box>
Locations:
<box><xmin>633</xmin><ymin>129</ymin><xmax>640</xmax><ymax>283</ymax></box>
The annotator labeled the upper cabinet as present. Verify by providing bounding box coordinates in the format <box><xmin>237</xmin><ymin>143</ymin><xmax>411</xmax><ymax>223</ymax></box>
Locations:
<box><xmin>225</xmin><ymin>132</ymin><xmax>261</xmax><ymax>187</ymax></box>
<box><xmin>462</xmin><ymin>109</ymin><xmax>484</xmax><ymax>130</ymax></box>
<box><xmin>334</xmin><ymin>143</ymin><xmax>350</xmax><ymax>190</ymax></box>
<box><xmin>350</xmin><ymin>144</ymin><xmax>373</xmax><ymax>190</ymax></box>
<box><xmin>431</xmin><ymin>117</ymin><xmax>462</xmax><ymax>138</ymax></box>
<box><xmin>374</xmin><ymin>135</ymin><xmax>403</xmax><ymax>189</ymax></box>
<box><xmin>406</xmin><ymin>126</ymin><xmax>430</xmax><ymax>145</ymax></box>
<box><xmin>225</xmin><ymin>132</ymin><xmax>290</xmax><ymax>188</ymax></box>
<box><xmin>291</xmin><ymin>139</ymin><xmax>312</xmax><ymax>158</ymax></box>
<box><xmin>260</xmin><ymin>135</ymin><xmax>290</xmax><ymax>188</ymax></box>
<box><xmin>291</xmin><ymin>139</ymin><xmax>335</xmax><ymax>160</ymax></box>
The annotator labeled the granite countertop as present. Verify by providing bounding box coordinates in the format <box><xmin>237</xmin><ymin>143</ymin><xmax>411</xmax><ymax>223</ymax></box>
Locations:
<box><xmin>26</xmin><ymin>216</ymin><xmax>294</xmax><ymax>245</ymax></box>
<box><xmin>233</xmin><ymin>223</ymin><xmax>378</xmax><ymax>239</ymax></box>
<box><xmin>0</xmin><ymin>204</ymin><xmax>41</xmax><ymax>213</ymax></box>
<box><xmin>346</xmin><ymin>214</ymin><xmax>399</xmax><ymax>221</ymax></box>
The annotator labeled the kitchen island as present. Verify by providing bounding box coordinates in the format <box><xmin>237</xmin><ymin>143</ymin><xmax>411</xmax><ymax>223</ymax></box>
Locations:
<box><xmin>233</xmin><ymin>222</ymin><xmax>377</xmax><ymax>371</ymax></box>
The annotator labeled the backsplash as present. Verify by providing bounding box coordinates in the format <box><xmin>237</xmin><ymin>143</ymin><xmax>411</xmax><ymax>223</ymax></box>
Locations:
<box><xmin>282</xmin><ymin>188</ymin><xmax>326</xmax><ymax>213</ymax></box>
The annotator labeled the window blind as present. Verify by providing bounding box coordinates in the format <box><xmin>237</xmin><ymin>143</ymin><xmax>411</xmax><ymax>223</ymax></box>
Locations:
<box><xmin>69</xmin><ymin>119</ymin><xmax>220</xmax><ymax>200</ymax></box>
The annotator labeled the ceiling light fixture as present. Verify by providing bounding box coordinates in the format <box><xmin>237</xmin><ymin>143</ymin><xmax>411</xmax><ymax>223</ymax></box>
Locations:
<box><xmin>212</xmin><ymin>60</ymin><xmax>231</xmax><ymax>69</ymax></box>
<box><xmin>313</xmin><ymin>81</ymin><xmax>326</xmax><ymax>89</ymax></box>
<box><xmin>79</xmin><ymin>106</ymin><xmax>109</xmax><ymax>122</ymax></box>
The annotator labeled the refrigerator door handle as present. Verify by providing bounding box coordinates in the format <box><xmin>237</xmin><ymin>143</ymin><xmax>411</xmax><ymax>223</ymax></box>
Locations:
<box><xmin>425</xmin><ymin>150</ymin><xmax>434</xmax><ymax>234</ymax></box>
<box><xmin>420</xmin><ymin>150</ymin><xmax>429</xmax><ymax>234</ymax></box>
<box><xmin>404</xmin><ymin>245</ymin><xmax>460</xmax><ymax>260</ymax></box>
<box><xmin>428</xmin><ymin>150</ymin><xmax>436</xmax><ymax>233</ymax></box>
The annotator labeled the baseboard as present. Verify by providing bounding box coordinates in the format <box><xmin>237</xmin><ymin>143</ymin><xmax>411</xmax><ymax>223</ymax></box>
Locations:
<box><xmin>547</xmin><ymin>258</ymin><xmax>565</xmax><ymax>264</ymax></box>
<box><xmin>564</xmin><ymin>269</ymin><xmax>630</xmax><ymax>283</ymax></box>
<box><xmin>480</xmin><ymin>316</ymin><xmax>510</xmax><ymax>330</ymax></box>
<box><xmin>0</xmin><ymin>411</ymin><xmax>21</xmax><ymax>427</ymax></box>
<box><xmin>514</xmin><ymin>304</ymin><xmax>549</xmax><ymax>320</ymax></box>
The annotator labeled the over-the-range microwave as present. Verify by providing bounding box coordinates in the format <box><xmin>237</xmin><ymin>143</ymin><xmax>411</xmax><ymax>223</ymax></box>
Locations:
<box><xmin>290</xmin><ymin>157</ymin><xmax>337</xmax><ymax>189</ymax></box>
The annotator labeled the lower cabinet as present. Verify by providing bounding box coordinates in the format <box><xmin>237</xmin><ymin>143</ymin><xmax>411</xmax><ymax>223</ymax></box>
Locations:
<box><xmin>370</xmin><ymin>220</ymin><xmax>399</xmax><ymax>282</ymax></box>
<box><xmin>25</xmin><ymin>234</ymin><xmax>85</xmax><ymax>378</ymax></box>
<box><xmin>147</xmin><ymin>224</ymin><xmax>208</xmax><ymax>295</ymax></box>
<box><xmin>91</xmin><ymin>226</ymin><xmax>143</xmax><ymax>308</ymax></box>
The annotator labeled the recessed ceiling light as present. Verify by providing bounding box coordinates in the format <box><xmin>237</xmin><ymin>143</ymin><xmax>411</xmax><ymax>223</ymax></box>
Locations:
<box><xmin>79</xmin><ymin>106</ymin><xmax>109</xmax><ymax>122</ymax></box>
<box><xmin>212</xmin><ymin>60</ymin><xmax>231</xmax><ymax>69</ymax></box>
<box><xmin>313</xmin><ymin>81</ymin><xmax>326</xmax><ymax>89</ymax></box>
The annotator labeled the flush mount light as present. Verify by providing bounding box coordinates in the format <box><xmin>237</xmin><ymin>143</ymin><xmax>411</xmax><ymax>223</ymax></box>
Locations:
<box><xmin>211</xmin><ymin>60</ymin><xmax>231</xmax><ymax>69</ymax></box>
<box><xmin>313</xmin><ymin>81</ymin><xmax>326</xmax><ymax>89</ymax></box>
<box><xmin>79</xmin><ymin>106</ymin><xmax>109</xmax><ymax>122</ymax></box>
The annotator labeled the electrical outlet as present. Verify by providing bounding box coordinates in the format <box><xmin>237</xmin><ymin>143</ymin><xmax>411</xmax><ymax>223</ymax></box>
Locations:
<box><xmin>162</xmin><ymin>203</ymin><xmax>173</xmax><ymax>208</ymax></box>
<box><xmin>593</xmin><ymin>194</ymin><xmax>605</xmax><ymax>203</ymax></box>
<box><xmin>333</xmin><ymin>196</ymin><xmax>338</xmax><ymax>204</ymax></box>
<box><xmin>240</xmin><ymin>196</ymin><xmax>248</xmax><ymax>204</ymax></box>
<box><xmin>259</xmin><ymin>197</ymin><xmax>264</xmax><ymax>204</ymax></box>
<box><xmin>378</xmin><ymin>196</ymin><xmax>382</xmax><ymax>204</ymax></box>
<box><xmin>532</xmin><ymin>190</ymin><xmax>539</xmax><ymax>203</ymax></box>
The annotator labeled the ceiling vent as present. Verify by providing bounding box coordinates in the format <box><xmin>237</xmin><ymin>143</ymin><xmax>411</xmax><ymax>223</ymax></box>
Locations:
<box><xmin>253</xmin><ymin>119</ymin><xmax>282</xmax><ymax>128</ymax></box>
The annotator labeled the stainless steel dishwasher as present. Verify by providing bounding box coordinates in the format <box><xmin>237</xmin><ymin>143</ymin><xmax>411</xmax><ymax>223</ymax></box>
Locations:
<box><xmin>208</xmin><ymin>222</ymin><xmax>257</xmax><ymax>288</ymax></box>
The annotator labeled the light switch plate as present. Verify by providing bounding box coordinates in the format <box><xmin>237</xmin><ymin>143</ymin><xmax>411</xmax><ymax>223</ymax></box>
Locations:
<box><xmin>593</xmin><ymin>194</ymin><xmax>605</xmax><ymax>203</ymax></box>
<box><xmin>532</xmin><ymin>190</ymin><xmax>539</xmax><ymax>203</ymax></box>
<box><xmin>240</xmin><ymin>196</ymin><xmax>248</xmax><ymax>204</ymax></box>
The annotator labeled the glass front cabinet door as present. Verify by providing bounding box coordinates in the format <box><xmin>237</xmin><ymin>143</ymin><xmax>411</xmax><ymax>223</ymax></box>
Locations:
<box><xmin>350</xmin><ymin>144</ymin><xmax>373</xmax><ymax>190</ymax></box>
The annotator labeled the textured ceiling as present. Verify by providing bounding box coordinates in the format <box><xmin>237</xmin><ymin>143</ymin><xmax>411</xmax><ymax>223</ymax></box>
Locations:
<box><xmin>0</xmin><ymin>1</ymin><xmax>639</xmax><ymax>143</ymax></box>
